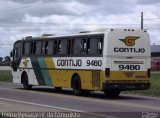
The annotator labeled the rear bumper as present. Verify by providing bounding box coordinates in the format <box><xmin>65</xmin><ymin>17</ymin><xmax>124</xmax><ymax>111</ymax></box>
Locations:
<box><xmin>103</xmin><ymin>80</ymin><xmax>150</xmax><ymax>91</ymax></box>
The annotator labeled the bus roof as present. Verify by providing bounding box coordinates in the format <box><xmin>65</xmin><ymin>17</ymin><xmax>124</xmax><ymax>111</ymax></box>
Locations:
<box><xmin>15</xmin><ymin>28</ymin><xmax>147</xmax><ymax>42</ymax></box>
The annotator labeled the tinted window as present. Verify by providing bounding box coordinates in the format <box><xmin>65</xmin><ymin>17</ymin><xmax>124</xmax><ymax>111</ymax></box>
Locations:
<box><xmin>42</xmin><ymin>41</ymin><xmax>49</xmax><ymax>55</ymax></box>
<box><xmin>53</xmin><ymin>40</ymin><xmax>58</xmax><ymax>55</ymax></box>
<box><xmin>97</xmin><ymin>37</ymin><xmax>103</xmax><ymax>54</ymax></box>
<box><xmin>67</xmin><ymin>40</ymin><xmax>72</xmax><ymax>55</ymax></box>
<box><xmin>30</xmin><ymin>42</ymin><xmax>36</xmax><ymax>55</ymax></box>
<box><xmin>24</xmin><ymin>42</ymin><xmax>30</xmax><ymax>55</ymax></box>
<box><xmin>58</xmin><ymin>40</ymin><xmax>67</xmax><ymax>55</ymax></box>
<box><xmin>73</xmin><ymin>38</ymin><xmax>81</xmax><ymax>55</ymax></box>
<box><xmin>47</xmin><ymin>41</ymin><xmax>53</xmax><ymax>55</ymax></box>
<box><xmin>88</xmin><ymin>38</ymin><xmax>97</xmax><ymax>54</ymax></box>
<box><xmin>35</xmin><ymin>41</ymin><xmax>42</xmax><ymax>55</ymax></box>
<box><xmin>57</xmin><ymin>40</ymin><xmax>62</xmax><ymax>53</ymax></box>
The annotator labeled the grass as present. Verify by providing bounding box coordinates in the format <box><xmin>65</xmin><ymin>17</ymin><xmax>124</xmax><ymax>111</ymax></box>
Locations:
<box><xmin>126</xmin><ymin>73</ymin><xmax>160</xmax><ymax>97</ymax></box>
<box><xmin>0</xmin><ymin>71</ymin><xmax>12</xmax><ymax>82</ymax></box>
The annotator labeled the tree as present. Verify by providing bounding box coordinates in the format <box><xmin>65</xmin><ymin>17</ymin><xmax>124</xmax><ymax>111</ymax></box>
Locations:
<box><xmin>3</xmin><ymin>56</ymin><xmax>11</xmax><ymax>66</ymax></box>
<box><xmin>0</xmin><ymin>57</ymin><xmax>3</xmax><ymax>66</ymax></box>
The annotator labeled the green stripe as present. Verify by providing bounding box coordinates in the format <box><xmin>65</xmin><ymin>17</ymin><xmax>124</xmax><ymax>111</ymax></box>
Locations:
<box><xmin>30</xmin><ymin>57</ymin><xmax>45</xmax><ymax>85</ymax></box>
<box><xmin>38</xmin><ymin>57</ymin><xmax>52</xmax><ymax>86</ymax></box>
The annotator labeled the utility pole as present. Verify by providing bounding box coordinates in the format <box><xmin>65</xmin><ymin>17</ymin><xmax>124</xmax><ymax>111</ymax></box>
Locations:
<box><xmin>141</xmin><ymin>12</ymin><xmax>143</xmax><ymax>29</ymax></box>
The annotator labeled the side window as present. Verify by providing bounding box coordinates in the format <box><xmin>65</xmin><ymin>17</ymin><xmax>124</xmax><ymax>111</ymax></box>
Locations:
<box><xmin>81</xmin><ymin>38</ymin><xmax>90</xmax><ymax>54</ymax></box>
<box><xmin>13</xmin><ymin>42</ymin><xmax>22</xmax><ymax>71</ymax></box>
<box><xmin>30</xmin><ymin>42</ymin><xmax>36</xmax><ymax>55</ymax></box>
<box><xmin>81</xmin><ymin>38</ymin><xmax>87</xmax><ymax>54</ymax></box>
<box><xmin>30</xmin><ymin>42</ymin><xmax>33</xmax><ymax>54</ymax></box>
<box><xmin>14</xmin><ymin>48</ymin><xmax>21</xmax><ymax>61</ymax></box>
<box><xmin>53</xmin><ymin>40</ymin><xmax>57</xmax><ymax>55</ymax></box>
<box><xmin>61</xmin><ymin>40</ymin><xmax>67</xmax><ymax>55</ymax></box>
<box><xmin>24</xmin><ymin>42</ymin><xmax>30</xmax><ymax>55</ymax></box>
<box><xmin>97</xmin><ymin>37</ymin><xmax>103</xmax><ymax>54</ymax></box>
<box><xmin>42</xmin><ymin>41</ymin><xmax>48</xmax><ymax>55</ymax></box>
<box><xmin>72</xmin><ymin>36</ymin><xmax>103</xmax><ymax>56</ymax></box>
<box><xmin>73</xmin><ymin>38</ymin><xmax>81</xmax><ymax>55</ymax></box>
<box><xmin>35</xmin><ymin>41</ymin><xmax>42</xmax><ymax>55</ymax></box>
<box><xmin>88</xmin><ymin>38</ymin><xmax>97</xmax><ymax>54</ymax></box>
<box><xmin>86</xmin><ymin>38</ymin><xmax>90</xmax><ymax>54</ymax></box>
<box><xmin>47</xmin><ymin>41</ymin><xmax>53</xmax><ymax>55</ymax></box>
<box><xmin>58</xmin><ymin>40</ymin><xmax>67</xmax><ymax>55</ymax></box>
<box><xmin>57</xmin><ymin>40</ymin><xmax>62</xmax><ymax>53</ymax></box>
<box><xmin>67</xmin><ymin>40</ymin><xmax>72</xmax><ymax>55</ymax></box>
<box><xmin>86</xmin><ymin>37</ymin><xmax>103</xmax><ymax>55</ymax></box>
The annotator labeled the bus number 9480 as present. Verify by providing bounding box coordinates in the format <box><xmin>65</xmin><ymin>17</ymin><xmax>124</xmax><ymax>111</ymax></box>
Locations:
<box><xmin>119</xmin><ymin>65</ymin><xmax>140</xmax><ymax>70</ymax></box>
<box><xmin>86</xmin><ymin>60</ymin><xmax>102</xmax><ymax>67</ymax></box>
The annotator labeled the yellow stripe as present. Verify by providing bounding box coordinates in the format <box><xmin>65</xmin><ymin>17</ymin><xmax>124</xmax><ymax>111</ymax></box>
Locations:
<box><xmin>45</xmin><ymin>57</ymin><xmax>55</xmax><ymax>85</ymax></box>
<box><xmin>45</xmin><ymin>57</ymin><xmax>55</xmax><ymax>68</ymax></box>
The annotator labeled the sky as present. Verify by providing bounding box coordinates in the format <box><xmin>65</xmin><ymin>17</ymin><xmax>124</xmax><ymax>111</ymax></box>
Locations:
<box><xmin>0</xmin><ymin>0</ymin><xmax>160</xmax><ymax>57</ymax></box>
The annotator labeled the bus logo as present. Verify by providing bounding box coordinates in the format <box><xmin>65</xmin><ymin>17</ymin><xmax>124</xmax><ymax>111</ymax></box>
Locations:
<box><xmin>119</xmin><ymin>36</ymin><xmax>139</xmax><ymax>46</ymax></box>
<box><xmin>23</xmin><ymin>60</ymin><xmax>29</xmax><ymax>67</ymax></box>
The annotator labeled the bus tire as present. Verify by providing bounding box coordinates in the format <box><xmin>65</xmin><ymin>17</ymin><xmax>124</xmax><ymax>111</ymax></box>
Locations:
<box><xmin>72</xmin><ymin>75</ymin><xmax>82</xmax><ymax>96</ymax></box>
<box><xmin>55</xmin><ymin>87</ymin><xmax>62</xmax><ymax>92</ymax></box>
<box><xmin>21</xmin><ymin>73</ymin><xmax>32</xmax><ymax>90</ymax></box>
<box><xmin>104</xmin><ymin>90</ymin><xmax>121</xmax><ymax>97</ymax></box>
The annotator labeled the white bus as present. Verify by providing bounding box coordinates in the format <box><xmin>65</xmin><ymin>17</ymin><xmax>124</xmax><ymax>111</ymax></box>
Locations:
<box><xmin>11</xmin><ymin>28</ymin><xmax>151</xmax><ymax>97</ymax></box>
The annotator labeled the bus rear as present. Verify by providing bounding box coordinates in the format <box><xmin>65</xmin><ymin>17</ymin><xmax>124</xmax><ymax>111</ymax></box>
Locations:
<box><xmin>103</xmin><ymin>29</ymin><xmax>150</xmax><ymax>95</ymax></box>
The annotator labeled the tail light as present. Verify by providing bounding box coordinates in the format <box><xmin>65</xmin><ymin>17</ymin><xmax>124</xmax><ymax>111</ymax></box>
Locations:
<box><xmin>147</xmin><ymin>69</ymin><xmax>150</xmax><ymax>78</ymax></box>
<box><xmin>105</xmin><ymin>68</ymin><xmax>110</xmax><ymax>78</ymax></box>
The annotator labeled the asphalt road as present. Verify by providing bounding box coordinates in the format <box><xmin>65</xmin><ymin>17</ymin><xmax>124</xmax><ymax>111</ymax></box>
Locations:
<box><xmin>0</xmin><ymin>82</ymin><xmax>160</xmax><ymax>118</ymax></box>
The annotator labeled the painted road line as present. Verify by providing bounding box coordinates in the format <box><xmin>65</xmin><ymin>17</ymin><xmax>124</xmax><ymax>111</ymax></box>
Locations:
<box><xmin>0</xmin><ymin>97</ymin><xmax>82</xmax><ymax>112</ymax></box>
<box><xmin>0</xmin><ymin>97</ymin><xmax>117</xmax><ymax>118</ymax></box>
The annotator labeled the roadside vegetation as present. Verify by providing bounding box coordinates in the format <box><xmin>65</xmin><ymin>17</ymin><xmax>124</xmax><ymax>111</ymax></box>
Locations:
<box><xmin>126</xmin><ymin>73</ymin><xmax>160</xmax><ymax>97</ymax></box>
<box><xmin>0</xmin><ymin>70</ymin><xmax>12</xmax><ymax>82</ymax></box>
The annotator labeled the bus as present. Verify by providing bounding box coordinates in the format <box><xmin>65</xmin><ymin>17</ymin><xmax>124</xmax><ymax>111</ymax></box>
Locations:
<box><xmin>10</xmin><ymin>28</ymin><xmax>151</xmax><ymax>97</ymax></box>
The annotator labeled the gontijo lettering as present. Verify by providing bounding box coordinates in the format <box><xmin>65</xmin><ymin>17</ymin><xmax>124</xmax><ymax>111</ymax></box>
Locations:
<box><xmin>114</xmin><ymin>36</ymin><xmax>145</xmax><ymax>53</ymax></box>
<box><xmin>114</xmin><ymin>47</ymin><xmax>145</xmax><ymax>53</ymax></box>
<box><xmin>57</xmin><ymin>59</ymin><xmax>82</xmax><ymax>67</ymax></box>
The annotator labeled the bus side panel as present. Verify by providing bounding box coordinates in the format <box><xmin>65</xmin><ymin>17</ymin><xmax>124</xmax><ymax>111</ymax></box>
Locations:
<box><xmin>13</xmin><ymin>57</ymin><xmax>39</xmax><ymax>85</ymax></box>
<box><xmin>27</xmin><ymin>68</ymin><xmax>39</xmax><ymax>85</ymax></box>
<box><xmin>30</xmin><ymin>57</ymin><xmax>46</xmax><ymax>85</ymax></box>
<box><xmin>37</xmin><ymin>57</ymin><xmax>53</xmax><ymax>86</ymax></box>
<box><xmin>44</xmin><ymin>57</ymin><xmax>55</xmax><ymax>86</ymax></box>
<box><xmin>78</xmin><ymin>71</ymin><xmax>93</xmax><ymax>90</ymax></box>
<box><xmin>48</xmin><ymin>69</ymin><xmax>103</xmax><ymax>90</ymax></box>
<box><xmin>16</xmin><ymin>56</ymin><xmax>104</xmax><ymax>90</ymax></box>
<box><xmin>51</xmin><ymin>57</ymin><xmax>103</xmax><ymax>90</ymax></box>
<box><xmin>54</xmin><ymin>70</ymin><xmax>73</xmax><ymax>88</ymax></box>
<box><xmin>12</xmin><ymin>69</ymin><xmax>21</xmax><ymax>84</ymax></box>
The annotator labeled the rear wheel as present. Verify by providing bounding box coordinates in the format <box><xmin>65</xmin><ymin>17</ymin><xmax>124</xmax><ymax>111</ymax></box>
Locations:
<box><xmin>22</xmin><ymin>73</ymin><xmax>32</xmax><ymax>90</ymax></box>
<box><xmin>72</xmin><ymin>75</ymin><xmax>82</xmax><ymax>96</ymax></box>
<box><xmin>104</xmin><ymin>90</ymin><xmax>121</xmax><ymax>97</ymax></box>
